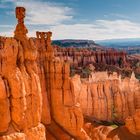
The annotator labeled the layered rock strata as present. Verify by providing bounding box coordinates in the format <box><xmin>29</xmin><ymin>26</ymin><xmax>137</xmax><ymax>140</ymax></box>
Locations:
<box><xmin>35</xmin><ymin>31</ymin><xmax>90</xmax><ymax>140</ymax></box>
<box><xmin>0</xmin><ymin>7</ymin><xmax>90</xmax><ymax>140</ymax></box>
<box><xmin>71</xmin><ymin>72</ymin><xmax>140</xmax><ymax>123</ymax></box>
<box><xmin>54</xmin><ymin>46</ymin><xmax>127</xmax><ymax>68</ymax></box>
<box><xmin>0</xmin><ymin>36</ymin><xmax>45</xmax><ymax>140</ymax></box>
<box><xmin>0</xmin><ymin>7</ymin><xmax>46</xmax><ymax>140</ymax></box>
<box><xmin>0</xmin><ymin>6</ymin><xmax>140</xmax><ymax>140</ymax></box>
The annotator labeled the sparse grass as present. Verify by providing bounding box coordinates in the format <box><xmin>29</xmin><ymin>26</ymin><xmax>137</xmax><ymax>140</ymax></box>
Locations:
<box><xmin>110</xmin><ymin>124</ymin><xmax>118</xmax><ymax>129</ymax></box>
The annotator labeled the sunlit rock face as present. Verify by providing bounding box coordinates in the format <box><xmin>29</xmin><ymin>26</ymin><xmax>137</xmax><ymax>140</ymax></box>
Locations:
<box><xmin>0</xmin><ymin>7</ymin><xmax>46</xmax><ymax>139</ymax></box>
<box><xmin>35</xmin><ymin>31</ymin><xmax>90</xmax><ymax>140</ymax></box>
<box><xmin>71</xmin><ymin>72</ymin><xmax>140</xmax><ymax>123</ymax></box>
<box><xmin>0</xmin><ymin>7</ymin><xmax>90</xmax><ymax>140</ymax></box>
<box><xmin>0</xmin><ymin>37</ymin><xmax>45</xmax><ymax>140</ymax></box>
<box><xmin>0</xmin><ymin>6</ymin><xmax>140</xmax><ymax>140</ymax></box>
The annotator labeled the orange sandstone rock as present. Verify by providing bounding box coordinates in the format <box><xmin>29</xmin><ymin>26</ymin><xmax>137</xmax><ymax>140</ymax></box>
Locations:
<box><xmin>71</xmin><ymin>72</ymin><xmax>140</xmax><ymax>123</ymax></box>
<box><xmin>0</xmin><ymin>7</ymin><xmax>46</xmax><ymax>140</ymax></box>
<box><xmin>0</xmin><ymin>6</ymin><xmax>140</xmax><ymax>140</ymax></box>
<box><xmin>54</xmin><ymin>46</ymin><xmax>127</xmax><ymax>68</ymax></box>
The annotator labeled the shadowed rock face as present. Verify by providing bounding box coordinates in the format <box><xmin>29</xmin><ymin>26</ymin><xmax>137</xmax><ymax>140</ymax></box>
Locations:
<box><xmin>84</xmin><ymin>109</ymin><xmax>140</xmax><ymax>140</ymax></box>
<box><xmin>0</xmin><ymin>6</ymin><xmax>140</xmax><ymax>140</ymax></box>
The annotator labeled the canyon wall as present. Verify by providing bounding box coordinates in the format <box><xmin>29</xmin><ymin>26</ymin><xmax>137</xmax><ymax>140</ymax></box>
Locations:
<box><xmin>0</xmin><ymin>6</ymin><xmax>140</xmax><ymax>140</ymax></box>
<box><xmin>71</xmin><ymin>72</ymin><xmax>140</xmax><ymax>123</ymax></box>
<box><xmin>0</xmin><ymin>36</ymin><xmax>46</xmax><ymax>140</ymax></box>
<box><xmin>0</xmin><ymin>7</ymin><xmax>46</xmax><ymax>140</ymax></box>
<box><xmin>36</xmin><ymin>31</ymin><xmax>90</xmax><ymax>140</ymax></box>
<box><xmin>54</xmin><ymin>46</ymin><xmax>127</xmax><ymax>67</ymax></box>
<box><xmin>0</xmin><ymin>7</ymin><xmax>90</xmax><ymax>140</ymax></box>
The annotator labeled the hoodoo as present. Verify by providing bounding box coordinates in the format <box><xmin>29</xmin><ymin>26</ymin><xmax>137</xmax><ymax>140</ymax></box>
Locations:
<box><xmin>0</xmin><ymin>7</ymin><xmax>140</xmax><ymax>140</ymax></box>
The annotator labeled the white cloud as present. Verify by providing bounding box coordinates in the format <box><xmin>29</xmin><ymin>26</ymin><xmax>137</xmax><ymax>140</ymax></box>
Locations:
<box><xmin>1</xmin><ymin>0</ymin><xmax>140</xmax><ymax>40</ymax></box>
<box><xmin>7</xmin><ymin>19</ymin><xmax>140</xmax><ymax>40</ymax></box>
<box><xmin>1</xmin><ymin>0</ymin><xmax>73</xmax><ymax>25</ymax></box>
<box><xmin>13</xmin><ymin>0</ymin><xmax>73</xmax><ymax>25</ymax></box>
<box><xmin>45</xmin><ymin>19</ymin><xmax>140</xmax><ymax>40</ymax></box>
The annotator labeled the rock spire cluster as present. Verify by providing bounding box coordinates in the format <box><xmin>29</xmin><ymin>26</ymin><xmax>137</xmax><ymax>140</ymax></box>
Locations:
<box><xmin>0</xmin><ymin>6</ymin><xmax>140</xmax><ymax>140</ymax></box>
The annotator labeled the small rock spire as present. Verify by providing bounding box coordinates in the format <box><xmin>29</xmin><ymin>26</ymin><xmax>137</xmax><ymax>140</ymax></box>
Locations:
<box><xmin>14</xmin><ymin>7</ymin><xmax>28</xmax><ymax>40</ymax></box>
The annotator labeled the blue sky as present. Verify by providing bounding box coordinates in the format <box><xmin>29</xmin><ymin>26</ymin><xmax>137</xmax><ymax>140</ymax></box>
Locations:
<box><xmin>1</xmin><ymin>0</ymin><xmax>140</xmax><ymax>40</ymax></box>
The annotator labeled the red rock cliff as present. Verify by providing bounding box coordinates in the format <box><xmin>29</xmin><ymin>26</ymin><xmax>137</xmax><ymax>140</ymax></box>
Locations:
<box><xmin>35</xmin><ymin>31</ymin><xmax>90</xmax><ymax>140</ymax></box>
<box><xmin>0</xmin><ymin>7</ymin><xmax>90</xmax><ymax>140</ymax></box>
<box><xmin>0</xmin><ymin>6</ymin><xmax>140</xmax><ymax>140</ymax></box>
<box><xmin>0</xmin><ymin>7</ymin><xmax>46</xmax><ymax>140</ymax></box>
<box><xmin>71</xmin><ymin>72</ymin><xmax>140</xmax><ymax>123</ymax></box>
<box><xmin>54</xmin><ymin>46</ymin><xmax>127</xmax><ymax>68</ymax></box>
